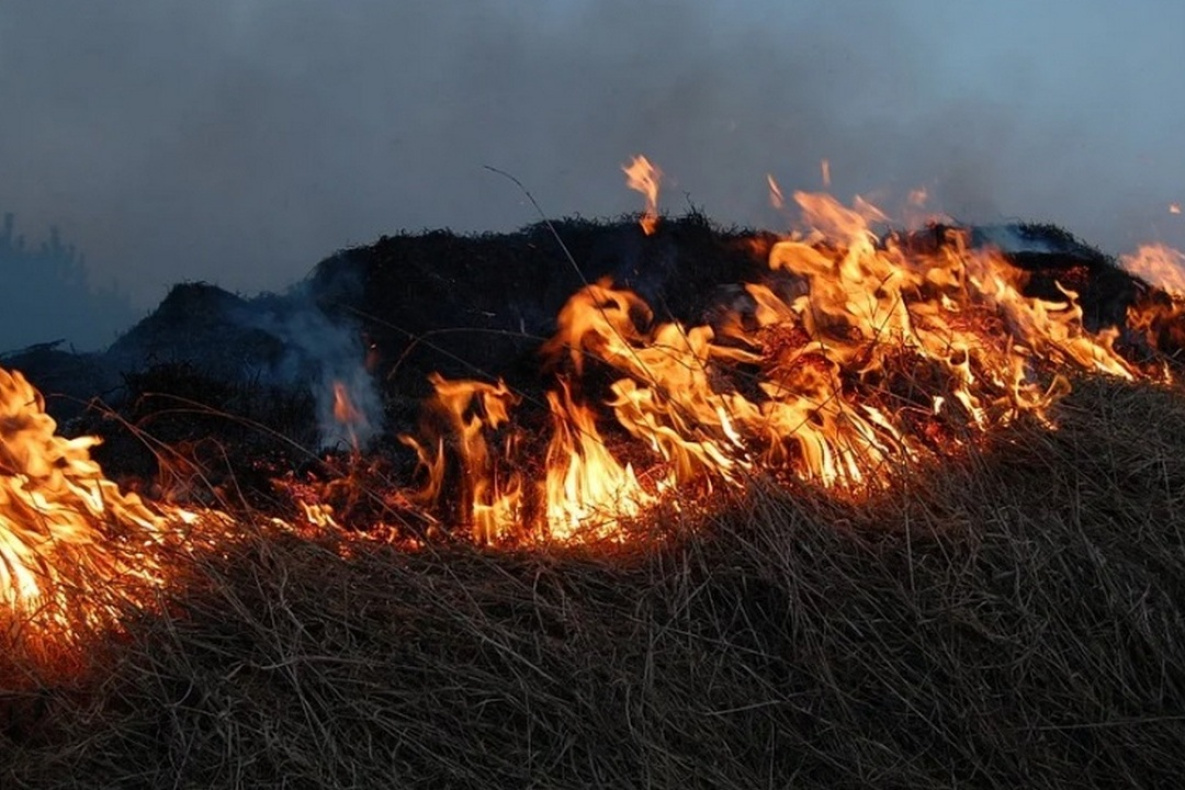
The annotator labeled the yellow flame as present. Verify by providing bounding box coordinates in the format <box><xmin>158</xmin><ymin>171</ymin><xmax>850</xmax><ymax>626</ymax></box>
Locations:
<box><xmin>1122</xmin><ymin>243</ymin><xmax>1185</xmax><ymax>295</ymax></box>
<box><xmin>623</xmin><ymin>155</ymin><xmax>662</xmax><ymax>235</ymax></box>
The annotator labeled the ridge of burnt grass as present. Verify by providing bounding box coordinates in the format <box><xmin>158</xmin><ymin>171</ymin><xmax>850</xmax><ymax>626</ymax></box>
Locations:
<box><xmin>3</xmin><ymin>375</ymin><xmax>1185</xmax><ymax>788</ymax></box>
<box><xmin>307</xmin><ymin>212</ymin><xmax>774</xmax><ymax>401</ymax></box>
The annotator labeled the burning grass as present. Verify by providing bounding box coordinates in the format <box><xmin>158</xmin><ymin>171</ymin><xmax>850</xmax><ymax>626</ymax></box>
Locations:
<box><xmin>2</xmin><ymin>376</ymin><xmax>1185</xmax><ymax>788</ymax></box>
<box><xmin>5</xmin><ymin>163</ymin><xmax>1185</xmax><ymax>783</ymax></box>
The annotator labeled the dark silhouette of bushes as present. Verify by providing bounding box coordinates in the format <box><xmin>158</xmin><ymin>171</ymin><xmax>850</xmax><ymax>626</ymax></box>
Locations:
<box><xmin>0</xmin><ymin>212</ymin><xmax>136</xmax><ymax>353</ymax></box>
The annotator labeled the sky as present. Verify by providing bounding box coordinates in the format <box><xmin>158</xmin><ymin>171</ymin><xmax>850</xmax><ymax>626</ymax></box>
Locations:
<box><xmin>1</xmin><ymin>0</ymin><xmax>1182</xmax><ymax>350</ymax></box>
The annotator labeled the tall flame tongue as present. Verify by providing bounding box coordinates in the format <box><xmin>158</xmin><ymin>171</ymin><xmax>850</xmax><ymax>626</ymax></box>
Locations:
<box><xmin>0</xmin><ymin>368</ymin><xmax>171</xmax><ymax>637</ymax></box>
<box><xmin>623</xmin><ymin>154</ymin><xmax>662</xmax><ymax>235</ymax></box>
<box><xmin>400</xmin><ymin>374</ymin><xmax>525</xmax><ymax>543</ymax></box>
<box><xmin>409</xmin><ymin>183</ymin><xmax>1149</xmax><ymax>542</ymax></box>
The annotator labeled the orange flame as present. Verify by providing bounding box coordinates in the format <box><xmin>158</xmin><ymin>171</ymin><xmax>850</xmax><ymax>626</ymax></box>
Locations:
<box><xmin>404</xmin><ymin>188</ymin><xmax>1153</xmax><ymax>541</ymax></box>
<box><xmin>400</xmin><ymin>374</ymin><xmax>524</xmax><ymax>543</ymax></box>
<box><xmin>4</xmin><ymin>158</ymin><xmax>1179</xmax><ymax>620</ymax></box>
<box><xmin>1122</xmin><ymin>244</ymin><xmax>1185</xmax><ymax>296</ymax></box>
<box><xmin>0</xmin><ymin>368</ymin><xmax>240</xmax><ymax>644</ymax></box>
<box><xmin>1170</xmin><ymin>203</ymin><xmax>1181</xmax><ymax>215</ymax></box>
<box><xmin>544</xmin><ymin>381</ymin><xmax>652</xmax><ymax>540</ymax></box>
<box><xmin>332</xmin><ymin>380</ymin><xmax>368</xmax><ymax>453</ymax></box>
<box><xmin>333</xmin><ymin>380</ymin><xmax>362</xmax><ymax>425</ymax></box>
<box><xmin>623</xmin><ymin>154</ymin><xmax>662</xmax><ymax>235</ymax></box>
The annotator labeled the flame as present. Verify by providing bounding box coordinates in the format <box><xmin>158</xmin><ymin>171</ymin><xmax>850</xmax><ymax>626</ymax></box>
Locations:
<box><xmin>0</xmin><ymin>368</ymin><xmax>196</xmax><ymax>642</ymax></box>
<box><xmin>333</xmin><ymin>380</ymin><xmax>363</xmax><ymax>425</ymax></box>
<box><xmin>400</xmin><ymin>374</ymin><xmax>525</xmax><ymax>543</ymax></box>
<box><xmin>1122</xmin><ymin>243</ymin><xmax>1185</xmax><ymax>296</ymax></box>
<box><xmin>404</xmin><ymin>181</ymin><xmax>1152</xmax><ymax>541</ymax></box>
<box><xmin>5</xmin><ymin>154</ymin><xmax>1180</xmax><ymax>632</ymax></box>
<box><xmin>1170</xmin><ymin>203</ymin><xmax>1181</xmax><ymax>215</ymax></box>
<box><xmin>820</xmin><ymin>158</ymin><xmax>831</xmax><ymax>188</ymax></box>
<box><xmin>332</xmin><ymin>380</ymin><xmax>369</xmax><ymax>453</ymax></box>
<box><xmin>767</xmin><ymin>174</ymin><xmax>785</xmax><ymax>210</ymax></box>
<box><xmin>544</xmin><ymin>381</ymin><xmax>652</xmax><ymax>540</ymax></box>
<box><xmin>623</xmin><ymin>154</ymin><xmax>662</xmax><ymax>235</ymax></box>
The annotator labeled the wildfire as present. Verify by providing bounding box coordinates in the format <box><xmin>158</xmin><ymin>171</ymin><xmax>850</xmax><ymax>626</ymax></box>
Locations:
<box><xmin>624</xmin><ymin>154</ymin><xmax>662</xmax><ymax>235</ymax></box>
<box><xmin>0</xmin><ymin>367</ymin><xmax>191</xmax><ymax>641</ymax></box>
<box><xmin>4</xmin><ymin>154</ymin><xmax>1183</xmax><ymax>643</ymax></box>
<box><xmin>403</xmin><ymin>174</ymin><xmax>1156</xmax><ymax>540</ymax></box>
<box><xmin>1122</xmin><ymin>244</ymin><xmax>1185</xmax><ymax>296</ymax></box>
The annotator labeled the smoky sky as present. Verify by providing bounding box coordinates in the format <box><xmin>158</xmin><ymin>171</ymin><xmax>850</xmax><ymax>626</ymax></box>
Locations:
<box><xmin>1</xmin><ymin>0</ymin><xmax>1183</xmax><ymax>350</ymax></box>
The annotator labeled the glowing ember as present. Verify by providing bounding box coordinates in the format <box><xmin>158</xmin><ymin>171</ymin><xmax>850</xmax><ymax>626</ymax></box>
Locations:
<box><xmin>623</xmin><ymin>154</ymin><xmax>662</xmax><ymax>235</ymax></box>
<box><xmin>1171</xmin><ymin>203</ymin><xmax>1181</xmax><ymax>215</ymax></box>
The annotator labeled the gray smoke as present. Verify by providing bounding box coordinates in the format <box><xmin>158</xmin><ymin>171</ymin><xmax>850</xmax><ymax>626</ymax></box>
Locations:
<box><xmin>1</xmin><ymin>0</ymin><xmax>1182</xmax><ymax>354</ymax></box>
<box><xmin>238</xmin><ymin>287</ymin><xmax>383</xmax><ymax>451</ymax></box>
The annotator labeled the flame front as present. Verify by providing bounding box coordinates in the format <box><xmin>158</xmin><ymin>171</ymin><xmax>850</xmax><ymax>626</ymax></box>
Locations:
<box><xmin>406</xmin><ymin>184</ymin><xmax>1154</xmax><ymax>541</ymax></box>
<box><xmin>3</xmin><ymin>156</ymin><xmax>1181</xmax><ymax>631</ymax></box>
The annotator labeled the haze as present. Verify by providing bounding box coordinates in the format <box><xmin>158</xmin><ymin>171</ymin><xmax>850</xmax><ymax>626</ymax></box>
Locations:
<box><xmin>1</xmin><ymin>0</ymin><xmax>1182</xmax><ymax>351</ymax></box>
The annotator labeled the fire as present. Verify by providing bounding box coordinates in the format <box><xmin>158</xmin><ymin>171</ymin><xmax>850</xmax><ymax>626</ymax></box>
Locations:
<box><xmin>0</xmin><ymin>364</ymin><xmax>401</xmax><ymax>647</ymax></box>
<box><xmin>623</xmin><ymin>154</ymin><xmax>662</xmax><ymax>235</ymax></box>
<box><xmin>1122</xmin><ymin>244</ymin><xmax>1185</xmax><ymax>296</ymax></box>
<box><xmin>820</xmin><ymin>158</ymin><xmax>831</xmax><ymax>187</ymax></box>
<box><xmin>333</xmin><ymin>380</ymin><xmax>363</xmax><ymax>425</ymax></box>
<box><xmin>400</xmin><ymin>374</ymin><xmax>525</xmax><ymax>543</ymax></box>
<box><xmin>767</xmin><ymin>175</ymin><xmax>785</xmax><ymax>210</ymax></box>
<box><xmin>544</xmin><ymin>381</ymin><xmax>653</xmax><ymax>540</ymax></box>
<box><xmin>1171</xmin><ymin>203</ymin><xmax>1181</xmax><ymax>215</ymax></box>
<box><xmin>5</xmin><ymin>153</ymin><xmax>1183</xmax><ymax>614</ymax></box>
<box><xmin>403</xmin><ymin>173</ymin><xmax>1154</xmax><ymax>540</ymax></box>
<box><xmin>0</xmin><ymin>367</ymin><xmax>172</xmax><ymax>637</ymax></box>
<box><xmin>332</xmin><ymin>380</ymin><xmax>368</xmax><ymax>452</ymax></box>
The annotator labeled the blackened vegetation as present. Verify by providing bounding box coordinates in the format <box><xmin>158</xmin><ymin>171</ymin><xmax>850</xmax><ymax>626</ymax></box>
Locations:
<box><xmin>975</xmin><ymin>223</ymin><xmax>1147</xmax><ymax>331</ymax></box>
<box><xmin>308</xmin><ymin>212</ymin><xmax>770</xmax><ymax>400</ymax></box>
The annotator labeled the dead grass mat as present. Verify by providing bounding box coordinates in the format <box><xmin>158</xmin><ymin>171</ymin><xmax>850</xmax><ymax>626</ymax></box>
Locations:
<box><xmin>3</xmin><ymin>377</ymin><xmax>1185</xmax><ymax>788</ymax></box>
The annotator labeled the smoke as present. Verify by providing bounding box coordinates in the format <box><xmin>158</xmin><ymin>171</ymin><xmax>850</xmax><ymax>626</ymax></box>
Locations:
<box><xmin>233</xmin><ymin>279</ymin><xmax>383</xmax><ymax>451</ymax></box>
<box><xmin>1</xmin><ymin>0</ymin><xmax>1182</xmax><ymax>346</ymax></box>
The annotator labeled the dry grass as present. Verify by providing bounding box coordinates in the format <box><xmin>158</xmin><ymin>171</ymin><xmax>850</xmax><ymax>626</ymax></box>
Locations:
<box><xmin>3</xmin><ymin>377</ymin><xmax>1185</xmax><ymax>788</ymax></box>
